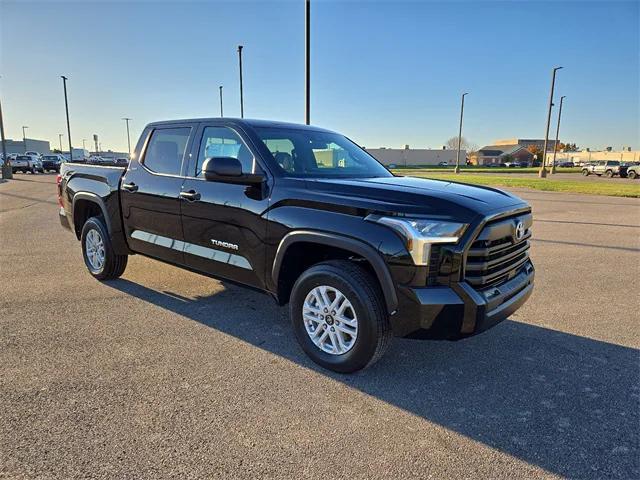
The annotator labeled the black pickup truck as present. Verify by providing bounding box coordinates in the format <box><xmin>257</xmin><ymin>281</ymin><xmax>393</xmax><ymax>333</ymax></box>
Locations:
<box><xmin>58</xmin><ymin>118</ymin><xmax>534</xmax><ymax>372</ymax></box>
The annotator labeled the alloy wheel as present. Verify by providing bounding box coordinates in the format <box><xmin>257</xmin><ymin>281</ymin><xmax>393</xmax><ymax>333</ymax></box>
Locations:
<box><xmin>302</xmin><ymin>285</ymin><xmax>358</xmax><ymax>355</ymax></box>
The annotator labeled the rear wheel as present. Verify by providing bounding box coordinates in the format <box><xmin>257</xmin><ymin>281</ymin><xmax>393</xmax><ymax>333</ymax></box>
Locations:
<box><xmin>582</xmin><ymin>169</ymin><xmax>589</xmax><ymax>176</ymax></box>
<box><xmin>290</xmin><ymin>260</ymin><xmax>391</xmax><ymax>373</ymax></box>
<box><xmin>81</xmin><ymin>216</ymin><xmax>128</xmax><ymax>280</ymax></box>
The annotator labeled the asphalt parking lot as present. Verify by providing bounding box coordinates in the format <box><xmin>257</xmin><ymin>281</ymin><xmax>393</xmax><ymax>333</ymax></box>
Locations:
<box><xmin>1</xmin><ymin>174</ymin><xmax>639</xmax><ymax>479</ymax></box>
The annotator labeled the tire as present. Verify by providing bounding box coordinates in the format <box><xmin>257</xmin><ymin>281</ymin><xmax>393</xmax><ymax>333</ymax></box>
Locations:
<box><xmin>629</xmin><ymin>171</ymin><xmax>637</xmax><ymax>179</ymax></box>
<box><xmin>30</xmin><ymin>167</ymin><xmax>36</xmax><ymax>174</ymax></box>
<box><xmin>605</xmin><ymin>170</ymin><xmax>614</xmax><ymax>178</ymax></box>
<box><xmin>289</xmin><ymin>260</ymin><xmax>392</xmax><ymax>373</ymax></box>
<box><xmin>582</xmin><ymin>169</ymin><xmax>589</xmax><ymax>176</ymax></box>
<box><xmin>80</xmin><ymin>216</ymin><xmax>128</xmax><ymax>280</ymax></box>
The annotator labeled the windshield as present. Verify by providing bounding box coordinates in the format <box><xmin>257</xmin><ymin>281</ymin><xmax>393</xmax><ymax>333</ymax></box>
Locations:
<box><xmin>254</xmin><ymin>127</ymin><xmax>392</xmax><ymax>178</ymax></box>
<box><xmin>43</xmin><ymin>156</ymin><xmax>58</xmax><ymax>160</ymax></box>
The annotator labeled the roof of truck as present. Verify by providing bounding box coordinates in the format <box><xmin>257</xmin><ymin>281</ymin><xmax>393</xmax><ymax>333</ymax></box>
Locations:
<box><xmin>146</xmin><ymin>118</ymin><xmax>336</xmax><ymax>133</ymax></box>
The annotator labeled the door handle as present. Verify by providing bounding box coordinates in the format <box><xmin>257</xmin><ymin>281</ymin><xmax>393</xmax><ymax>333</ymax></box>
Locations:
<box><xmin>122</xmin><ymin>182</ymin><xmax>138</xmax><ymax>192</ymax></box>
<box><xmin>179</xmin><ymin>190</ymin><xmax>201</xmax><ymax>201</ymax></box>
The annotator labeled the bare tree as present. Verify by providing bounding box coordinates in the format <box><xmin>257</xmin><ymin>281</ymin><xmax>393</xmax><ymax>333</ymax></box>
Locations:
<box><xmin>445</xmin><ymin>136</ymin><xmax>476</xmax><ymax>152</ymax></box>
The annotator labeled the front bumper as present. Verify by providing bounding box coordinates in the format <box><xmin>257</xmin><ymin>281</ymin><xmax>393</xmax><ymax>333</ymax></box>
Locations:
<box><xmin>391</xmin><ymin>260</ymin><xmax>534</xmax><ymax>339</ymax></box>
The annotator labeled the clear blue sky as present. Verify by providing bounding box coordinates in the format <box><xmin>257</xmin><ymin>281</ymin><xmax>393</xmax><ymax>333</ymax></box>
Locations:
<box><xmin>1</xmin><ymin>0</ymin><xmax>638</xmax><ymax>152</ymax></box>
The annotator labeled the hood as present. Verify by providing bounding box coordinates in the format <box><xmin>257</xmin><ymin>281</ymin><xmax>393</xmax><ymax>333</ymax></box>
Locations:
<box><xmin>303</xmin><ymin>175</ymin><xmax>527</xmax><ymax>220</ymax></box>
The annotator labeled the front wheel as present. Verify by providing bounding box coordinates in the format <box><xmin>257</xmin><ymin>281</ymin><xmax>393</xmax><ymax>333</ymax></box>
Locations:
<box><xmin>629</xmin><ymin>171</ymin><xmax>637</xmax><ymax>179</ymax></box>
<box><xmin>290</xmin><ymin>260</ymin><xmax>392</xmax><ymax>373</ymax></box>
<box><xmin>582</xmin><ymin>169</ymin><xmax>590</xmax><ymax>176</ymax></box>
<box><xmin>81</xmin><ymin>216</ymin><xmax>128</xmax><ymax>280</ymax></box>
<box><xmin>605</xmin><ymin>170</ymin><xmax>614</xmax><ymax>178</ymax></box>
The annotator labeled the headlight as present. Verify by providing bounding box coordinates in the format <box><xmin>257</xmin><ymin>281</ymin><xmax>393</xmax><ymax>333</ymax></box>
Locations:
<box><xmin>369</xmin><ymin>216</ymin><xmax>468</xmax><ymax>265</ymax></box>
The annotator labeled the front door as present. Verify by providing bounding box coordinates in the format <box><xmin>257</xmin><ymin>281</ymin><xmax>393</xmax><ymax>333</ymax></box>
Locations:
<box><xmin>180</xmin><ymin>124</ymin><xmax>270</xmax><ymax>289</ymax></box>
<box><xmin>120</xmin><ymin>125</ymin><xmax>194</xmax><ymax>264</ymax></box>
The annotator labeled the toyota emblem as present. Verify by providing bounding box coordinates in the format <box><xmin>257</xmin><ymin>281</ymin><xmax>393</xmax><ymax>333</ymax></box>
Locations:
<box><xmin>515</xmin><ymin>221</ymin><xmax>525</xmax><ymax>241</ymax></box>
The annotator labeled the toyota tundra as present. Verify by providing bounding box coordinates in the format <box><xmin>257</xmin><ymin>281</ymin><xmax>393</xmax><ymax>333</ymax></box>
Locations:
<box><xmin>57</xmin><ymin>118</ymin><xmax>535</xmax><ymax>372</ymax></box>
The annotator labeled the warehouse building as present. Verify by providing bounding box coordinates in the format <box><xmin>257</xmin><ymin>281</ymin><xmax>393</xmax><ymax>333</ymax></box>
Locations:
<box><xmin>364</xmin><ymin>146</ymin><xmax>466</xmax><ymax>166</ymax></box>
<box><xmin>3</xmin><ymin>138</ymin><xmax>51</xmax><ymax>155</ymax></box>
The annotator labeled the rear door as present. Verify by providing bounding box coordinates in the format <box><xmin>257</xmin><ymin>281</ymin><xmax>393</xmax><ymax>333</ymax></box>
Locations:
<box><xmin>179</xmin><ymin>123</ymin><xmax>271</xmax><ymax>289</ymax></box>
<box><xmin>120</xmin><ymin>124</ymin><xmax>195</xmax><ymax>264</ymax></box>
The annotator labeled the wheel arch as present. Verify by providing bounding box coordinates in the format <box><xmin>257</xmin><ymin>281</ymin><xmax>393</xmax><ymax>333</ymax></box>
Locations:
<box><xmin>272</xmin><ymin>231</ymin><xmax>399</xmax><ymax>315</ymax></box>
<box><xmin>72</xmin><ymin>193</ymin><xmax>111</xmax><ymax>240</ymax></box>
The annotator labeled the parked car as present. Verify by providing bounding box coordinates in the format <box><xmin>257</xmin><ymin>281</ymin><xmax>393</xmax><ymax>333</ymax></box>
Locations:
<box><xmin>41</xmin><ymin>154</ymin><xmax>64</xmax><ymax>173</ymax></box>
<box><xmin>558</xmin><ymin>161</ymin><xmax>575</xmax><ymax>168</ymax></box>
<box><xmin>114</xmin><ymin>158</ymin><xmax>130</xmax><ymax>167</ymax></box>
<box><xmin>437</xmin><ymin>161</ymin><xmax>449</xmax><ymax>166</ymax></box>
<box><xmin>87</xmin><ymin>156</ymin><xmax>112</xmax><ymax>165</ymax></box>
<box><xmin>626</xmin><ymin>163</ymin><xmax>639</xmax><ymax>179</ymax></box>
<box><xmin>24</xmin><ymin>151</ymin><xmax>41</xmax><ymax>158</ymax></box>
<box><xmin>57</xmin><ymin>118</ymin><xmax>534</xmax><ymax>373</ymax></box>
<box><xmin>582</xmin><ymin>160</ymin><xmax>626</xmax><ymax>177</ymax></box>
<box><xmin>11</xmin><ymin>154</ymin><xmax>43</xmax><ymax>174</ymax></box>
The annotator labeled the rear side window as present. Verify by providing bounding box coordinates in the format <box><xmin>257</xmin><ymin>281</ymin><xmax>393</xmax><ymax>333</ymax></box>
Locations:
<box><xmin>142</xmin><ymin>127</ymin><xmax>191</xmax><ymax>176</ymax></box>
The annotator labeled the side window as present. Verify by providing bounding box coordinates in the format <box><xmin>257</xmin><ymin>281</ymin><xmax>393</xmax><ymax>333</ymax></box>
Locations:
<box><xmin>142</xmin><ymin>127</ymin><xmax>191</xmax><ymax>176</ymax></box>
<box><xmin>196</xmin><ymin>126</ymin><xmax>255</xmax><ymax>177</ymax></box>
<box><xmin>262</xmin><ymin>138</ymin><xmax>296</xmax><ymax>173</ymax></box>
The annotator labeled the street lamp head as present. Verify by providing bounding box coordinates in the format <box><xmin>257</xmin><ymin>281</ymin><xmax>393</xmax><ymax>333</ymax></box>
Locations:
<box><xmin>237</xmin><ymin>45</ymin><xmax>243</xmax><ymax>52</ymax></box>
<box><xmin>462</xmin><ymin>92</ymin><xmax>469</xmax><ymax>96</ymax></box>
<box><xmin>554</xmin><ymin>66</ymin><xmax>563</xmax><ymax>71</ymax></box>
<box><xmin>61</xmin><ymin>75</ymin><xmax>68</xmax><ymax>80</ymax></box>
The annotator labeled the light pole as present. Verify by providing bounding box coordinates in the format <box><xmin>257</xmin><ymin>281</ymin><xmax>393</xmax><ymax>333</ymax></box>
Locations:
<box><xmin>539</xmin><ymin>66</ymin><xmax>562</xmax><ymax>178</ymax></box>
<box><xmin>61</xmin><ymin>76</ymin><xmax>73</xmax><ymax>161</ymax></box>
<box><xmin>22</xmin><ymin>126</ymin><xmax>28</xmax><ymax>152</ymax></box>
<box><xmin>550</xmin><ymin>95</ymin><xmax>566</xmax><ymax>174</ymax></box>
<box><xmin>237</xmin><ymin>45</ymin><xmax>244</xmax><ymax>118</ymax></box>
<box><xmin>82</xmin><ymin>139</ymin><xmax>86</xmax><ymax>150</ymax></box>
<box><xmin>454</xmin><ymin>92</ymin><xmax>468</xmax><ymax>174</ymax></box>
<box><xmin>219</xmin><ymin>86</ymin><xmax>224</xmax><ymax>117</ymax></box>
<box><xmin>305</xmin><ymin>0</ymin><xmax>310</xmax><ymax>125</ymax></box>
<box><xmin>0</xmin><ymin>89</ymin><xmax>12</xmax><ymax>179</ymax></box>
<box><xmin>122</xmin><ymin>117</ymin><xmax>132</xmax><ymax>157</ymax></box>
<box><xmin>58</xmin><ymin>133</ymin><xmax>64</xmax><ymax>152</ymax></box>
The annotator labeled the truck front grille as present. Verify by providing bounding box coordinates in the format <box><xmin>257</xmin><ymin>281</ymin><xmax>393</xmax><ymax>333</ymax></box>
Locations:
<box><xmin>465</xmin><ymin>213</ymin><xmax>532</xmax><ymax>290</ymax></box>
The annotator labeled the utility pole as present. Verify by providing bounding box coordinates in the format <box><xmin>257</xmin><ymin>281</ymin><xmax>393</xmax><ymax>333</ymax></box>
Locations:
<box><xmin>0</xmin><ymin>89</ymin><xmax>12</xmax><ymax>179</ymax></box>
<box><xmin>305</xmin><ymin>0</ymin><xmax>311</xmax><ymax>125</ymax></box>
<box><xmin>22</xmin><ymin>126</ymin><xmax>28</xmax><ymax>152</ymax></box>
<box><xmin>82</xmin><ymin>139</ymin><xmax>86</xmax><ymax>150</ymax></box>
<box><xmin>454</xmin><ymin>92</ymin><xmax>468</xmax><ymax>174</ymax></box>
<box><xmin>219</xmin><ymin>86</ymin><xmax>224</xmax><ymax>117</ymax></box>
<box><xmin>551</xmin><ymin>95</ymin><xmax>566</xmax><ymax>174</ymax></box>
<box><xmin>237</xmin><ymin>45</ymin><xmax>244</xmax><ymax>118</ymax></box>
<box><xmin>58</xmin><ymin>133</ymin><xmax>64</xmax><ymax>152</ymax></box>
<box><xmin>61</xmin><ymin>76</ymin><xmax>73</xmax><ymax>161</ymax></box>
<box><xmin>122</xmin><ymin>117</ymin><xmax>132</xmax><ymax>157</ymax></box>
<box><xmin>539</xmin><ymin>66</ymin><xmax>562</xmax><ymax>178</ymax></box>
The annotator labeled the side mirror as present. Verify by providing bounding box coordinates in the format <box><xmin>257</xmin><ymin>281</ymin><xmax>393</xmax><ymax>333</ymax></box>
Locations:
<box><xmin>203</xmin><ymin>157</ymin><xmax>265</xmax><ymax>185</ymax></box>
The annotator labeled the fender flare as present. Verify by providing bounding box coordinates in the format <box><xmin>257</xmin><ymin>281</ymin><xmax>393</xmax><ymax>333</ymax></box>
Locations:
<box><xmin>272</xmin><ymin>230</ymin><xmax>399</xmax><ymax>315</ymax></box>
<box><xmin>71</xmin><ymin>192</ymin><xmax>112</xmax><ymax>238</ymax></box>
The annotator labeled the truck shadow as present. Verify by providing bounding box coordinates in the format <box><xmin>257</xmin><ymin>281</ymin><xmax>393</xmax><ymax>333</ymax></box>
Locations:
<box><xmin>107</xmin><ymin>278</ymin><xmax>639</xmax><ymax>479</ymax></box>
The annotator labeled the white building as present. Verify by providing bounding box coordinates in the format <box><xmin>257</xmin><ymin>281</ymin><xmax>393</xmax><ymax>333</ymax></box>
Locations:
<box><xmin>364</xmin><ymin>146</ymin><xmax>466</xmax><ymax>166</ymax></box>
